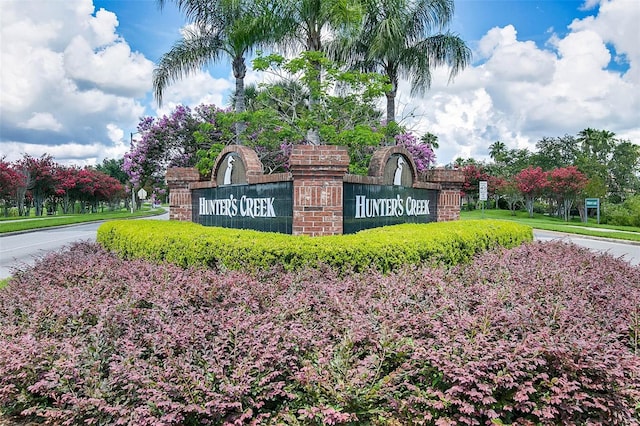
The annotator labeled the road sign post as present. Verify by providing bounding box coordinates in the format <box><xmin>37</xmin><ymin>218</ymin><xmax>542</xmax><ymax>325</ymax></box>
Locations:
<box><xmin>584</xmin><ymin>198</ymin><xmax>600</xmax><ymax>224</ymax></box>
<box><xmin>479</xmin><ymin>181</ymin><xmax>488</xmax><ymax>218</ymax></box>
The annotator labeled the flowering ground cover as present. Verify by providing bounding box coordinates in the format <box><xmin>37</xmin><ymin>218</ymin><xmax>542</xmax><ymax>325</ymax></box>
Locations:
<box><xmin>0</xmin><ymin>241</ymin><xmax>638</xmax><ymax>425</ymax></box>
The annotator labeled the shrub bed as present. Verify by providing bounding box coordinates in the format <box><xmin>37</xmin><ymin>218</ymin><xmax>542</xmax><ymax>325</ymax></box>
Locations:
<box><xmin>96</xmin><ymin>220</ymin><xmax>533</xmax><ymax>273</ymax></box>
<box><xmin>1</xmin><ymin>241</ymin><xmax>639</xmax><ymax>425</ymax></box>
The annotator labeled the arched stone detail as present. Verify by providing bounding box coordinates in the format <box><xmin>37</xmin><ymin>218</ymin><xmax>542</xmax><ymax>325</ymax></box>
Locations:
<box><xmin>212</xmin><ymin>145</ymin><xmax>263</xmax><ymax>185</ymax></box>
<box><xmin>368</xmin><ymin>146</ymin><xmax>418</xmax><ymax>186</ymax></box>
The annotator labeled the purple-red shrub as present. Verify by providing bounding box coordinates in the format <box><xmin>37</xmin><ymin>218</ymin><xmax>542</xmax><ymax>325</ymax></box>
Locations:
<box><xmin>0</xmin><ymin>241</ymin><xmax>638</xmax><ymax>425</ymax></box>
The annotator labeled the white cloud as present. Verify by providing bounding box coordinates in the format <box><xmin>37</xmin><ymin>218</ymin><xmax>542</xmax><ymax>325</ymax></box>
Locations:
<box><xmin>0</xmin><ymin>0</ymin><xmax>152</xmax><ymax>164</ymax></box>
<box><xmin>399</xmin><ymin>0</ymin><xmax>640</xmax><ymax>165</ymax></box>
<box><xmin>1</xmin><ymin>140</ymin><xmax>122</xmax><ymax>166</ymax></box>
<box><xmin>0</xmin><ymin>0</ymin><xmax>637</xmax><ymax>170</ymax></box>
<box><xmin>19</xmin><ymin>113</ymin><xmax>63</xmax><ymax>132</ymax></box>
<box><xmin>152</xmin><ymin>71</ymin><xmax>233</xmax><ymax>116</ymax></box>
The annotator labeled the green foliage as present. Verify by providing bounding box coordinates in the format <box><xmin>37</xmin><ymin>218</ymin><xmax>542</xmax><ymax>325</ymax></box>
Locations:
<box><xmin>254</xmin><ymin>52</ymin><xmax>390</xmax><ymax>104</ymax></box>
<box><xmin>252</xmin><ymin>52</ymin><xmax>389</xmax><ymax>135</ymax></box>
<box><xmin>602</xmin><ymin>195</ymin><xmax>640</xmax><ymax>227</ymax></box>
<box><xmin>192</xmin><ymin>51</ymin><xmax>391</xmax><ymax>175</ymax></box>
<box><xmin>97</xmin><ymin>220</ymin><xmax>533</xmax><ymax>274</ymax></box>
<box><xmin>324</xmin><ymin>124</ymin><xmax>385</xmax><ymax>175</ymax></box>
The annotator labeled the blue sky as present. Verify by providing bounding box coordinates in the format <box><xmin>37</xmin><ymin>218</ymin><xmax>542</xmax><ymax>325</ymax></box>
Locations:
<box><xmin>1</xmin><ymin>0</ymin><xmax>638</xmax><ymax>166</ymax></box>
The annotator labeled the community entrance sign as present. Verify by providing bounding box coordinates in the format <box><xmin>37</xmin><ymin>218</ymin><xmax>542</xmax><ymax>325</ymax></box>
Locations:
<box><xmin>192</xmin><ymin>182</ymin><xmax>293</xmax><ymax>233</ymax></box>
<box><xmin>167</xmin><ymin>145</ymin><xmax>465</xmax><ymax>236</ymax></box>
<box><xmin>343</xmin><ymin>184</ymin><xmax>437</xmax><ymax>233</ymax></box>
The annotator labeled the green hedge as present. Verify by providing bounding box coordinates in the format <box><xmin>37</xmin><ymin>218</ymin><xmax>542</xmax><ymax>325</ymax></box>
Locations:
<box><xmin>97</xmin><ymin>220</ymin><xmax>533</xmax><ymax>273</ymax></box>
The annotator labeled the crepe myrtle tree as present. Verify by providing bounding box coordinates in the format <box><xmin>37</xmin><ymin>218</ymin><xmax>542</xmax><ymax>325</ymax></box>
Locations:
<box><xmin>0</xmin><ymin>157</ymin><xmax>23</xmax><ymax>217</ymax></box>
<box><xmin>13</xmin><ymin>154</ymin><xmax>57</xmax><ymax>217</ymax></box>
<box><xmin>461</xmin><ymin>163</ymin><xmax>489</xmax><ymax>210</ymax></box>
<box><xmin>124</xmin><ymin>104</ymin><xmax>228</xmax><ymax>201</ymax></box>
<box><xmin>394</xmin><ymin>132</ymin><xmax>436</xmax><ymax>173</ymax></box>
<box><xmin>515</xmin><ymin>166</ymin><xmax>547</xmax><ymax>218</ymax></box>
<box><xmin>546</xmin><ymin>166</ymin><xmax>588</xmax><ymax>221</ymax></box>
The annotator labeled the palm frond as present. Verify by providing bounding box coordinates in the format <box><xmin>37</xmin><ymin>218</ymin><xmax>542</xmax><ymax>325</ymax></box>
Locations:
<box><xmin>153</xmin><ymin>28</ymin><xmax>226</xmax><ymax>106</ymax></box>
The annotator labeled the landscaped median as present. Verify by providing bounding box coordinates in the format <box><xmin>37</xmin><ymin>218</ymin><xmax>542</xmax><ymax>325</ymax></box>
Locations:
<box><xmin>96</xmin><ymin>219</ymin><xmax>533</xmax><ymax>273</ymax></box>
<box><xmin>1</xmin><ymin>236</ymin><xmax>638</xmax><ymax>424</ymax></box>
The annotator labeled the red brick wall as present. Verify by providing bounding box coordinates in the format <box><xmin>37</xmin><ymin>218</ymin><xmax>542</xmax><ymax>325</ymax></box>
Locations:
<box><xmin>437</xmin><ymin>189</ymin><xmax>462</xmax><ymax>221</ymax></box>
<box><xmin>423</xmin><ymin>169</ymin><xmax>465</xmax><ymax>222</ymax></box>
<box><xmin>166</xmin><ymin>150</ymin><xmax>465</xmax><ymax>232</ymax></box>
<box><xmin>290</xmin><ymin>145</ymin><xmax>350</xmax><ymax>236</ymax></box>
<box><xmin>166</xmin><ymin>167</ymin><xmax>200</xmax><ymax>221</ymax></box>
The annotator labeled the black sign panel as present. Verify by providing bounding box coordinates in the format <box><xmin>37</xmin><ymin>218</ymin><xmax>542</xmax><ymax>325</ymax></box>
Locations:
<box><xmin>343</xmin><ymin>183</ymin><xmax>438</xmax><ymax>234</ymax></box>
<box><xmin>192</xmin><ymin>182</ymin><xmax>293</xmax><ymax>234</ymax></box>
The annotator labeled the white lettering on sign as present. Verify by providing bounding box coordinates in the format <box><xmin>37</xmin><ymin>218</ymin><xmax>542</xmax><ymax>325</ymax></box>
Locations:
<box><xmin>354</xmin><ymin>195</ymin><xmax>430</xmax><ymax>219</ymax></box>
<box><xmin>199</xmin><ymin>196</ymin><xmax>276</xmax><ymax>218</ymax></box>
<box><xmin>405</xmin><ymin>197</ymin><xmax>430</xmax><ymax>216</ymax></box>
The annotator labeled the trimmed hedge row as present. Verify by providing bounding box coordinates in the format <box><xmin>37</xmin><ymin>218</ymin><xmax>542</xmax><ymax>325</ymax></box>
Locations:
<box><xmin>97</xmin><ymin>220</ymin><xmax>533</xmax><ymax>272</ymax></box>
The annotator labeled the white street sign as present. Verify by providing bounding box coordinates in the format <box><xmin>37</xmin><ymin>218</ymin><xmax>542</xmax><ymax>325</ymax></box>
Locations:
<box><xmin>479</xmin><ymin>181</ymin><xmax>488</xmax><ymax>201</ymax></box>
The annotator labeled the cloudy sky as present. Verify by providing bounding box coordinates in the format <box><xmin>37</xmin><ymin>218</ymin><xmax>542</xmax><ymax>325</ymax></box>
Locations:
<box><xmin>1</xmin><ymin>0</ymin><xmax>638</xmax><ymax>167</ymax></box>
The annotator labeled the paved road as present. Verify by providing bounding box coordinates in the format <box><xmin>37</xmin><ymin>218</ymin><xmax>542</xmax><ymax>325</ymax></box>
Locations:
<box><xmin>1</xmin><ymin>220</ymin><xmax>638</xmax><ymax>279</ymax></box>
<box><xmin>0</xmin><ymin>211</ymin><xmax>168</xmax><ymax>279</ymax></box>
<box><xmin>534</xmin><ymin>230</ymin><xmax>639</xmax><ymax>266</ymax></box>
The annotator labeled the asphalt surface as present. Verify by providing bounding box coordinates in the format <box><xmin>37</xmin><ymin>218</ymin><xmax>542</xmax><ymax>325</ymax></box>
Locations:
<box><xmin>533</xmin><ymin>229</ymin><xmax>639</xmax><ymax>266</ymax></box>
<box><xmin>0</xmin><ymin>211</ymin><xmax>169</xmax><ymax>279</ymax></box>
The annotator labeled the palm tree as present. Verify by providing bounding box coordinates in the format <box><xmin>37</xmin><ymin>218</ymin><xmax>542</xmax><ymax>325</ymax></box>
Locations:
<box><xmin>489</xmin><ymin>140</ymin><xmax>507</xmax><ymax>163</ymax></box>
<box><xmin>154</xmin><ymin>0</ymin><xmax>283</xmax><ymax>117</ymax></box>
<box><xmin>331</xmin><ymin>0</ymin><xmax>471</xmax><ymax>126</ymax></box>
<box><xmin>421</xmin><ymin>132</ymin><xmax>439</xmax><ymax>149</ymax></box>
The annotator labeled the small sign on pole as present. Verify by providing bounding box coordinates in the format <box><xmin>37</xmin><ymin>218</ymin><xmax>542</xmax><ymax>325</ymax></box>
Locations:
<box><xmin>479</xmin><ymin>181</ymin><xmax>488</xmax><ymax>201</ymax></box>
<box><xmin>479</xmin><ymin>181</ymin><xmax>488</xmax><ymax>217</ymax></box>
<box><xmin>584</xmin><ymin>198</ymin><xmax>600</xmax><ymax>224</ymax></box>
<box><xmin>137</xmin><ymin>188</ymin><xmax>148</xmax><ymax>200</ymax></box>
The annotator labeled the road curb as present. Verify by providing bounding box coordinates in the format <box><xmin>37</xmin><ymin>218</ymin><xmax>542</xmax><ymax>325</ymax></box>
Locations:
<box><xmin>533</xmin><ymin>229</ymin><xmax>640</xmax><ymax>246</ymax></box>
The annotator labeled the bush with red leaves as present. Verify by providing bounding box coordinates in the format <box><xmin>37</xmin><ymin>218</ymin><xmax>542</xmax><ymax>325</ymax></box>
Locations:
<box><xmin>0</xmin><ymin>241</ymin><xmax>638</xmax><ymax>425</ymax></box>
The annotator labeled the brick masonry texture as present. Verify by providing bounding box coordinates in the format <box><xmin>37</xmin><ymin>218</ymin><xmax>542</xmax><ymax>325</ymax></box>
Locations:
<box><xmin>290</xmin><ymin>145</ymin><xmax>350</xmax><ymax>236</ymax></box>
<box><xmin>166</xmin><ymin>145</ymin><xmax>465</xmax><ymax>234</ymax></box>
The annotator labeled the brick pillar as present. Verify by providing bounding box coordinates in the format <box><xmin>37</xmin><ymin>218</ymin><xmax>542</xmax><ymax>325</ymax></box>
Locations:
<box><xmin>289</xmin><ymin>145</ymin><xmax>350</xmax><ymax>236</ymax></box>
<box><xmin>424</xmin><ymin>169</ymin><xmax>465</xmax><ymax>222</ymax></box>
<box><xmin>166</xmin><ymin>167</ymin><xmax>201</xmax><ymax>221</ymax></box>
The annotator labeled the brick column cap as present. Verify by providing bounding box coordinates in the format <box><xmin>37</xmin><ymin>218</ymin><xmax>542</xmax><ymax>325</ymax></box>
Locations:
<box><xmin>289</xmin><ymin>145</ymin><xmax>350</xmax><ymax>176</ymax></box>
<box><xmin>166</xmin><ymin>167</ymin><xmax>201</xmax><ymax>183</ymax></box>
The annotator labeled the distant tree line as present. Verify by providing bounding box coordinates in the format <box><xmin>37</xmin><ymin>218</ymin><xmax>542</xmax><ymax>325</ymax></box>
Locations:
<box><xmin>456</xmin><ymin>128</ymin><xmax>640</xmax><ymax>223</ymax></box>
<box><xmin>0</xmin><ymin>155</ymin><xmax>126</xmax><ymax>217</ymax></box>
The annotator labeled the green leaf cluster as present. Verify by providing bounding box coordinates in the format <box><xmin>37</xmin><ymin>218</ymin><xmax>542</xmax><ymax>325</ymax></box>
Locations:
<box><xmin>97</xmin><ymin>219</ymin><xmax>533</xmax><ymax>274</ymax></box>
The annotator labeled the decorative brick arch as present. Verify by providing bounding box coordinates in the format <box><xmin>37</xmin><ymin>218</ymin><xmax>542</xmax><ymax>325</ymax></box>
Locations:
<box><xmin>367</xmin><ymin>145</ymin><xmax>418</xmax><ymax>186</ymax></box>
<box><xmin>212</xmin><ymin>145</ymin><xmax>263</xmax><ymax>185</ymax></box>
<box><xmin>167</xmin><ymin>145</ymin><xmax>464</xmax><ymax>234</ymax></box>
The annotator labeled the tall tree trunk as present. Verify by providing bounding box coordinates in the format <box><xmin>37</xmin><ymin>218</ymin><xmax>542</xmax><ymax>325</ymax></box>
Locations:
<box><xmin>305</xmin><ymin>27</ymin><xmax>323</xmax><ymax>145</ymax></box>
<box><xmin>385</xmin><ymin>75</ymin><xmax>398</xmax><ymax>145</ymax></box>
<box><xmin>305</xmin><ymin>59</ymin><xmax>322</xmax><ymax>145</ymax></box>
<box><xmin>386</xmin><ymin>90</ymin><xmax>396</xmax><ymax>125</ymax></box>
<box><xmin>233</xmin><ymin>56</ymin><xmax>247</xmax><ymax>144</ymax></box>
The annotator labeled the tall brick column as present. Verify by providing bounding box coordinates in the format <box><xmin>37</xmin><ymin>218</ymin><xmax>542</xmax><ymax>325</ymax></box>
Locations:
<box><xmin>289</xmin><ymin>145</ymin><xmax>350</xmax><ymax>236</ymax></box>
<box><xmin>424</xmin><ymin>169</ymin><xmax>465</xmax><ymax>221</ymax></box>
<box><xmin>166</xmin><ymin>167</ymin><xmax>201</xmax><ymax>221</ymax></box>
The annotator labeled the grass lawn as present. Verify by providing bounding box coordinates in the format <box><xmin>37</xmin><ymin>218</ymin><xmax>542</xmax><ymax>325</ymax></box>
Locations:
<box><xmin>0</xmin><ymin>206</ymin><xmax>166</xmax><ymax>234</ymax></box>
<box><xmin>461</xmin><ymin>208</ymin><xmax>640</xmax><ymax>243</ymax></box>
